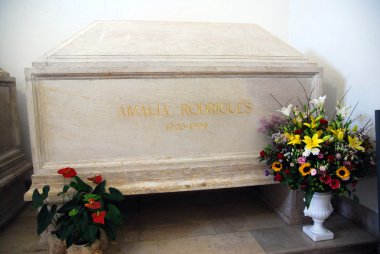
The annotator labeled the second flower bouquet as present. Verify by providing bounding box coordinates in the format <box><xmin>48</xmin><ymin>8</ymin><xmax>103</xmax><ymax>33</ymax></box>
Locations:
<box><xmin>259</xmin><ymin>91</ymin><xmax>375</xmax><ymax>207</ymax></box>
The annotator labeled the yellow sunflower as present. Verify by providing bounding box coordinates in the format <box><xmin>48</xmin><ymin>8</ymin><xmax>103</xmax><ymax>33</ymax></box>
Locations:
<box><xmin>271</xmin><ymin>161</ymin><xmax>283</xmax><ymax>172</ymax></box>
<box><xmin>336</xmin><ymin>166</ymin><xmax>350</xmax><ymax>180</ymax></box>
<box><xmin>299</xmin><ymin>163</ymin><xmax>312</xmax><ymax>176</ymax></box>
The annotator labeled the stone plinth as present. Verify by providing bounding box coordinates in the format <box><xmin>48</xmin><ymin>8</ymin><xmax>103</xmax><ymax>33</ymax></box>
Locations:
<box><xmin>0</xmin><ymin>69</ymin><xmax>33</xmax><ymax>227</ymax></box>
<box><xmin>24</xmin><ymin>21</ymin><xmax>322</xmax><ymax>200</ymax></box>
<box><xmin>259</xmin><ymin>184</ymin><xmax>311</xmax><ymax>225</ymax></box>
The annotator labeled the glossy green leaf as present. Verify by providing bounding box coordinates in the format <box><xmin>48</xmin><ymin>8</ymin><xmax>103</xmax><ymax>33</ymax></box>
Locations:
<box><xmin>74</xmin><ymin>176</ymin><xmax>92</xmax><ymax>193</ymax></box>
<box><xmin>37</xmin><ymin>204</ymin><xmax>54</xmax><ymax>235</ymax></box>
<box><xmin>83</xmin><ymin>193</ymin><xmax>101</xmax><ymax>202</ymax></box>
<box><xmin>69</xmin><ymin>208</ymin><xmax>79</xmax><ymax>217</ymax></box>
<box><xmin>93</xmin><ymin>180</ymin><xmax>106</xmax><ymax>195</ymax></box>
<box><xmin>83</xmin><ymin>224</ymin><xmax>98</xmax><ymax>244</ymax></box>
<box><xmin>106</xmin><ymin>204</ymin><xmax>123</xmax><ymax>225</ymax></box>
<box><xmin>41</xmin><ymin>185</ymin><xmax>50</xmax><ymax>200</ymax></box>
<box><xmin>32</xmin><ymin>189</ymin><xmax>43</xmax><ymax>208</ymax></box>
<box><xmin>105</xmin><ymin>187</ymin><xmax>124</xmax><ymax>201</ymax></box>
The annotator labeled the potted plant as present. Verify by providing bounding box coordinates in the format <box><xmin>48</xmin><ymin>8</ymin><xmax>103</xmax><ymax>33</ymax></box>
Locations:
<box><xmin>258</xmin><ymin>88</ymin><xmax>374</xmax><ymax>241</ymax></box>
<box><xmin>32</xmin><ymin>167</ymin><xmax>124</xmax><ymax>253</ymax></box>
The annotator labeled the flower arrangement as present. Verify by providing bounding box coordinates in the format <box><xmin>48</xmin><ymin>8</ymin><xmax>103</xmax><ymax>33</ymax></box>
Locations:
<box><xmin>259</xmin><ymin>90</ymin><xmax>375</xmax><ymax>207</ymax></box>
<box><xmin>32</xmin><ymin>167</ymin><xmax>124</xmax><ymax>248</ymax></box>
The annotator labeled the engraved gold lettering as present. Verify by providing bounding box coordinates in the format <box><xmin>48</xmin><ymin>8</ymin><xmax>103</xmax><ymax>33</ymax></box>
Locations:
<box><xmin>237</xmin><ymin>103</ymin><xmax>244</xmax><ymax>113</ymax></box>
<box><xmin>228</xmin><ymin>103</ymin><xmax>236</xmax><ymax>114</ymax></box>
<box><xmin>120</xmin><ymin>104</ymin><xmax>171</xmax><ymax>117</ymax></box>
<box><xmin>122</xmin><ymin>101</ymin><xmax>252</xmax><ymax>118</ymax></box>
<box><xmin>166</xmin><ymin>122</ymin><xmax>208</xmax><ymax>131</ymax></box>
<box><xmin>181</xmin><ymin>104</ymin><xmax>191</xmax><ymax>116</ymax></box>
<box><xmin>207</xmin><ymin>103</ymin><xmax>217</xmax><ymax>114</ymax></box>
<box><xmin>127</xmin><ymin>105</ymin><xmax>139</xmax><ymax>116</ymax></box>
<box><xmin>162</xmin><ymin>104</ymin><xmax>170</xmax><ymax>116</ymax></box>
<box><xmin>217</xmin><ymin>103</ymin><xmax>227</xmax><ymax>114</ymax></box>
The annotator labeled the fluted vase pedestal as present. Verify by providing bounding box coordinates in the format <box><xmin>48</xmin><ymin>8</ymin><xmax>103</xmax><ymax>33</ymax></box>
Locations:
<box><xmin>303</xmin><ymin>192</ymin><xmax>334</xmax><ymax>241</ymax></box>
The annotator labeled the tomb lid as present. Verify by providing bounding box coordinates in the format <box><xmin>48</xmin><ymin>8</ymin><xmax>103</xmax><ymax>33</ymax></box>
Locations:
<box><xmin>33</xmin><ymin>21</ymin><xmax>316</xmax><ymax>68</ymax></box>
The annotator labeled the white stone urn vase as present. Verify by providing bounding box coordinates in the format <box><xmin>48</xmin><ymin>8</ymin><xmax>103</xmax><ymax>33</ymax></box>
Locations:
<box><xmin>303</xmin><ymin>192</ymin><xmax>334</xmax><ymax>241</ymax></box>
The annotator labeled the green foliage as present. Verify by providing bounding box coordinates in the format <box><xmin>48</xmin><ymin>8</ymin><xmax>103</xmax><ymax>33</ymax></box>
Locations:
<box><xmin>105</xmin><ymin>187</ymin><xmax>124</xmax><ymax>201</ymax></box>
<box><xmin>33</xmin><ymin>171</ymin><xmax>125</xmax><ymax>247</ymax></box>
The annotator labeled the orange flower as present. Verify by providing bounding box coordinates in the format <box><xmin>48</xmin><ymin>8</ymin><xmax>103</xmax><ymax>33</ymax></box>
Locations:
<box><xmin>85</xmin><ymin>198</ymin><xmax>101</xmax><ymax>210</ymax></box>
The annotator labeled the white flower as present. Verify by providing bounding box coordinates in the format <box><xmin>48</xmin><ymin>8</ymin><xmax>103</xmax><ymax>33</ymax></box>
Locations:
<box><xmin>336</xmin><ymin>103</ymin><xmax>350</xmax><ymax>118</ymax></box>
<box><xmin>302</xmin><ymin>147</ymin><xmax>320</xmax><ymax>157</ymax></box>
<box><xmin>310</xmin><ymin>95</ymin><xmax>326</xmax><ymax>108</ymax></box>
<box><xmin>290</xmin><ymin>162</ymin><xmax>295</xmax><ymax>167</ymax></box>
<box><xmin>277</xmin><ymin>104</ymin><xmax>293</xmax><ymax>117</ymax></box>
<box><xmin>320</xmin><ymin>165</ymin><xmax>327</xmax><ymax>172</ymax></box>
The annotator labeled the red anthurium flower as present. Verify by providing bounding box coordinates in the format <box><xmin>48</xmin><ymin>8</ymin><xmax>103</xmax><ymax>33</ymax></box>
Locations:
<box><xmin>294</xmin><ymin>129</ymin><xmax>302</xmax><ymax>135</ymax></box>
<box><xmin>320</xmin><ymin>119</ymin><xmax>328</xmax><ymax>125</ymax></box>
<box><xmin>88</xmin><ymin>175</ymin><xmax>103</xmax><ymax>184</ymax></box>
<box><xmin>330</xmin><ymin>179</ymin><xmax>341</xmax><ymax>189</ymax></box>
<box><xmin>57</xmin><ymin>167</ymin><xmax>77</xmax><ymax>178</ymax></box>
<box><xmin>92</xmin><ymin>211</ymin><xmax>106</xmax><ymax>224</ymax></box>
<box><xmin>277</xmin><ymin>153</ymin><xmax>284</xmax><ymax>159</ymax></box>
<box><xmin>259</xmin><ymin>150</ymin><xmax>266</xmax><ymax>158</ymax></box>
<box><xmin>85</xmin><ymin>198</ymin><xmax>102</xmax><ymax>210</ymax></box>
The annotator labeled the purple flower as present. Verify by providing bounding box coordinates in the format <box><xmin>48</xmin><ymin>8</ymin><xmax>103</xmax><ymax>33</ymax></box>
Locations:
<box><xmin>264</xmin><ymin>169</ymin><xmax>270</xmax><ymax>176</ymax></box>
<box><xmin>343</xmin><ymin>161</ymin><xmax>351</xmax><ymax>167</ymax></box>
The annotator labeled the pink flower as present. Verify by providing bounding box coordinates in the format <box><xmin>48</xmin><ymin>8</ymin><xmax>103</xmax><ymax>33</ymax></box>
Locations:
<box><xmin>297</xmin><ymin>157</ymin><xmax>306</xmax><ymax>165</ymax></box>
<box><xmin>311</xmin><ymin>168</ymin><xmax>317</xmax><ymax>176</ymax></box>
<box><xmin>317</xmin><ymin>153</ymin><xmax>324</xmax><ymax>159</ymax></box>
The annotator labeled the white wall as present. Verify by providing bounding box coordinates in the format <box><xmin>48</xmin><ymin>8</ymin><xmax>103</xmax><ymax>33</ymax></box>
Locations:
<box><xmin>0</xmin><ymin>0</ymin><xmax>290</xmax><ymax>163</ymax></box>
<box><xmin>289</xmin><ymin>0</ymin><xmax>380</xmax><ymax>212</ymax></box>
<box><xmin>1</xmin><ymin>0</ymin><xmax>379</xmax><ymax>212</ymax></box>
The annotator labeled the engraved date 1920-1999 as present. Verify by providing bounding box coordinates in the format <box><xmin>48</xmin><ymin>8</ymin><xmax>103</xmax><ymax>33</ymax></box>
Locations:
<box><xmin>166</xmin><ymin>122</ymin><xmax>208</xmax><ymax>131</ymax></box>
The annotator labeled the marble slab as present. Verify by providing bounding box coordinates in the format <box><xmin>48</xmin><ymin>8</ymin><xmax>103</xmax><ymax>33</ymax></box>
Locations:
<box><xmin>24</xmin><ymin>21</ymin><xmax>322</xmax><ymax>200</ymax></box>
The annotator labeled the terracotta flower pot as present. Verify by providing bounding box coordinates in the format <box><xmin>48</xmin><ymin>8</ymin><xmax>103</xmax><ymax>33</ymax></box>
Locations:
<box><xmin>46</xmin><ymin>233</ymin><xmax>66</xmax><ymax>254</ymax></box>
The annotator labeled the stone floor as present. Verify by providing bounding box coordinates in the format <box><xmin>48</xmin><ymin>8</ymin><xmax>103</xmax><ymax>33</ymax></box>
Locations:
<box><xmin>0</xmin><ymin>187</ymin><xmax>378</xmax><ymax>253</ymax></box>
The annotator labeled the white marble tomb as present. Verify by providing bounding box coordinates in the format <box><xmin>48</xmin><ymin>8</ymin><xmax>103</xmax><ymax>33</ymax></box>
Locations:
<box><xmin>24</xmin><ymin>21</ymin><xmax>321</xmax><ymax>200</ymax></box>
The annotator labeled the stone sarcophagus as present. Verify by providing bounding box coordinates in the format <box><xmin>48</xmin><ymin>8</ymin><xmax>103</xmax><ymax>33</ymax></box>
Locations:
<box><xmin>0</xmin><ymin>69</ymin><xmax>33</xmax><ymax>225</ymax></box>
<box><xmin>24</xmin><ymin>21</ymin><xmax>321</xmax><ymax>199</ymax></box>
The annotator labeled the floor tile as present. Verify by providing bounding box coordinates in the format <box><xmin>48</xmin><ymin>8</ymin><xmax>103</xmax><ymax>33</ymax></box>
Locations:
<box><xmin>139</xmin><ymin>220</ymin><xmax>216</xmax><ymax>241</ymax></box>
<box><xmin>111</xmin><ymin>231</ymin><xmax>265</xmax><ymax>254</ymax></box>
<box><xmin>250</xmin><ymin>215</ymin><xmax>378</xmax><ymax>254</ymax></box>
